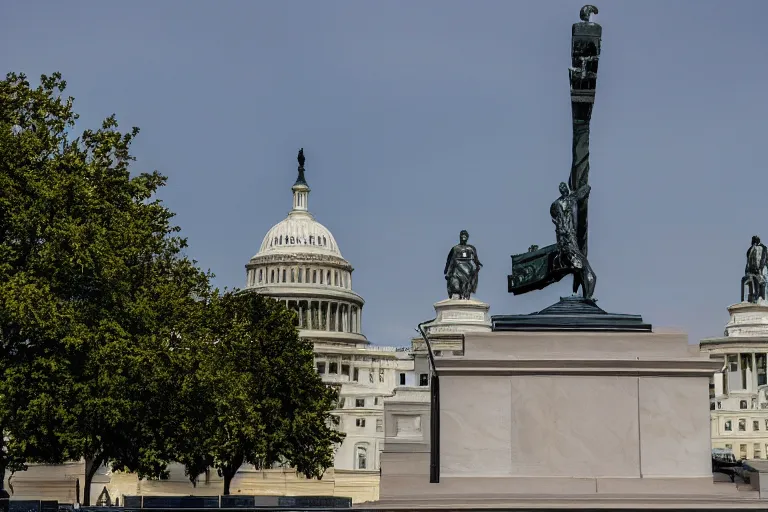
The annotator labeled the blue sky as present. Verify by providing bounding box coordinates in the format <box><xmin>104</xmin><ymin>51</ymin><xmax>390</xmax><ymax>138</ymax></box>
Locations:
<box><xmin>4</xmin><ymin>1</ymin><xmax>767</xmax><ymax>346</ymax></box>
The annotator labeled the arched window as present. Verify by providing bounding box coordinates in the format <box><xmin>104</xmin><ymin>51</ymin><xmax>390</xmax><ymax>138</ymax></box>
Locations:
<box><xmin>355</xmin><ymin>444</ymin><xmax>368</xmax><ymax>470</ymax></box>
<box><xmin>323</xmin><ymin>236</ymin><xmax>327</xmax><ymax>246</ymax></box>
<box><xmin>291</xmin><ymin>269</ymin><xmax>295</xmax><ymax>283</ymax></box>
<box><xmin>270</xmin><ymin>269</ymin><xmax>275</xmax><ymax>283</ymax></box>
<box><xmin>279</xmin><ymin>235</ymin><xmax>283</xmax><ymax>244</ymax></box>
<box><xmin>282</xmin><ymin>269</ymin><xmax>286</xmax><ymax>282</ymax></box>
<box><xmin>320</xmin><ymin>270</ymin><xmax>324</xmax><ymax>284</ymax></box>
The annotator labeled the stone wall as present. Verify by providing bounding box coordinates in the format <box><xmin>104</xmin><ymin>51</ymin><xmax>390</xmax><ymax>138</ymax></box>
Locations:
<box><xmin>5</xmin><ymin>464</ymin><xmax>380</xmax><ymax>505</ymax></box>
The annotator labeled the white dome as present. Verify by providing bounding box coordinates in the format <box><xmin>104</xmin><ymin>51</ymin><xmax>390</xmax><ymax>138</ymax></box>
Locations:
<box><xmin>255</xmin><ymin>210</ymin><xmax>342</xmax><ymax>258</ymax></box>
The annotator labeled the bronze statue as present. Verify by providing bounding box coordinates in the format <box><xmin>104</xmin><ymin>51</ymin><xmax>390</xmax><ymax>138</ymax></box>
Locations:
<box><xmin>295</xmin><ymin>148</ymin><xmax>307</xmax><ymax>185</ymax></box>
<box><xmin>742</xmin><ymin>236</ymin><xmax>768</xmax><ymax>303</ymax></box>
<box><xmin>508</xmin><ymin>5</ymin><xmax>601</xmax><ymax>300</ymax></box>
<box><xmin>444</xmin><ymin>230</ymin><xmax>482</xmax><ymax>300</ymax></box>
<box><xmin>551</xmin><ymin>182</ymin><xmax>596</xmax><ymax>299</ymax></box>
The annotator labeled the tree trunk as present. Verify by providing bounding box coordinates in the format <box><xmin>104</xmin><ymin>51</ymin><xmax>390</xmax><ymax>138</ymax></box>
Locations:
<box><xmin>82</xmin><ymin>454</ymin><xmax>104</xmax><ymax>506</ymax></box>
<box><xmin>221</xmin><ymin>456</ymin><xmax>243</xmax><ymax>496</ymax></box>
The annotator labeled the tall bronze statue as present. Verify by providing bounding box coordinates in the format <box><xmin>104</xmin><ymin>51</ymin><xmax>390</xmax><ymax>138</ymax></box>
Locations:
<box><xmin>495</xmin><ymin>5</ymin><xmax>652</xmax><ymax>332</ymax></box>
<box><xmin>444</xmin><ymin>230</ymin><xmax>482</xmax><ymax>300</ymax></box>
<box><xmin>742</xmin><ymin>236</ymin><xmax>768</xmax><ymax>303</ymax></box>
<box><xmin>508</xmin><ymin>5</ymin><xmax>601</xmax><ymax>300</ymax></box>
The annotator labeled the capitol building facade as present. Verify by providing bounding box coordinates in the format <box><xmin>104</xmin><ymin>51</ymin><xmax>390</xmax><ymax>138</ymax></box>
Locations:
<box><xmin>243</xmin><ymin>154</ymin><xmax>417</xmax><ymax>476</ymax></box>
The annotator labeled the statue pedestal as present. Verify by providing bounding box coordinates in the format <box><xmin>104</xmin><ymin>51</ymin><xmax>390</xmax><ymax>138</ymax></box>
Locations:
<box><xmin>724</xmin><ymin>301</ymin><xmax>768</xmax><ymax>337</ymax></box>
<box><xmin>424</xmin><ymin>298</ymin><xmax>492</xmax><ymax>335</ymax></box>
<box><xmin>379</xmin><ymin>329</ymin><xmax>740</xmax><ymax>508</ymax></box>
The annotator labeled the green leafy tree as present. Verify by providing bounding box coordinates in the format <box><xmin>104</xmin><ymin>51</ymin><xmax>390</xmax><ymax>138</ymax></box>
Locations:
<box><xmin>0</xmin><ymin>72</ymin><xmax>211</xmax><ymax>504</ymax></box>
<box><xmin>173</xmin><ymin>291</ymin><xmax>343</xmax><ymax>495</ymax></box>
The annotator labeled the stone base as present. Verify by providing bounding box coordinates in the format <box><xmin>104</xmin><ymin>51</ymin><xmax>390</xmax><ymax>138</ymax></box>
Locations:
<box><xmin>724</xmin><ymin>301</ymin><xmax>768</xmax><ymax>337</ymax></box>
<box><xmin>492</xmin><ymin>296</ymin><xmax>652</xmax><ymax>332</ymax></box>
<box><xmin>379</xmin><ymin>329</ymin><xmax>727</xmax><ymax>506</ymax></box>
<box><xmin>424</xmin><ymin>298</ymin><xmax>491</xmax><ymax>335</ymax></box>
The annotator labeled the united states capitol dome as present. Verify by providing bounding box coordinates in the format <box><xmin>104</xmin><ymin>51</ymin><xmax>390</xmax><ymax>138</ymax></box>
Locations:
<box><xmin>255</xmin><ymin>208</ymin><xmax>342</xmax><ymax>259</ymax></box>
<box><xmin>245</xmin><ymin>149</ymin><xmax>366</xmax><ymax>345</ymax></box>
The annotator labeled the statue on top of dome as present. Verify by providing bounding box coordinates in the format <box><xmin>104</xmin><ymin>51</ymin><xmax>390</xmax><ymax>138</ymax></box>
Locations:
<box><xmin>444</xmin><ymin>230</ymin><xmax>482</xmax><ymax>300</ymax></box>
<box><xmin>295</xmin><ymin>148</ymin><xmax>308</xmax><ymax>186</ymax></box>
<box><xmin>742</xmin><ymin>235</ymin><xmax>768</xmax><ymax>303</ymax></box>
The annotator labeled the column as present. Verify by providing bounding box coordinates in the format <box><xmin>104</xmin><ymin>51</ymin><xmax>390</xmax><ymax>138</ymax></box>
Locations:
<box><xmin>335</xmin><ymin>301</ymin><xmax>340</xmax><ymax>332</ymax></box>
<box><xmin>325</xmin><ymin>301</ymin><xmax>331</xmax><ymax>331</ymax></box>
<box><xmin>345</xmin><ymin>304</ymin><xmax>350</xmax><ymax>332</ymax></box>
<box><xmin>299</xmin><ymin>302</ymin><xmax>304</xmax><ymax>328</ymax></box>
<box><xmin>754</xmin><ymin>353</ymin><xmax>759</xmax><ymax>393</ymax></box>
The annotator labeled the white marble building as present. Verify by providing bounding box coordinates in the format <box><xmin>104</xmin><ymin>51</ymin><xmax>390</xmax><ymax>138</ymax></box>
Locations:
<box><xmin>701</xmin><ymin>301</ymin><xmax>768</xmax><ymax>460</ymax></box>
<box><xmin>245</xmin><ymin>155</ymin><xmax>415</xmax><ymax>473</ymax></box>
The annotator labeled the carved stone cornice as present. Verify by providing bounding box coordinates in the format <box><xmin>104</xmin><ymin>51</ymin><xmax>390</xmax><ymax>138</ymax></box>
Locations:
<box><xmin>247</xmin><ymin>252</ymin><xmax>353</xmax><ymax>271</ymax></box>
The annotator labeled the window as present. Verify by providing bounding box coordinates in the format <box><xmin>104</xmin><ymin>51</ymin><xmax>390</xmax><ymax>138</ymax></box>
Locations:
<box><xmin>356</xmin><ymin>418</ymin><xmax>366</xmax><ymax>428</ymax></box>
<box><xmin>320</xmin><ymin>271</ymin><xmax>324</xmax><ymax>284</ymax></box>
<box><xmin>399</xmin><ymin>373</ymin><xmax>406</xmax><ymax>386</ymax></box>
<box><xmin>326</xmin><ymin>271</ymin><xmax>331</xmax><ymax>284</ymax></box>
<box><xmin>728</xmin><ymin>355</ymin><xmax>738</xmax><ymax>372</ymax></box>
<box><xmin>353</xmin><ymin>368</ymin><xmax>359</xmax><ymax>381</ymax></box>
<box><xmin>710</xmin><ymin>402</ymin><xmax>715</xmax><ymax>410</ymax></box>
<box><xmin>282</xmin><ymin>269</ymin><xmax>286</xmax><ymax>282</ymax></box>
<box><xmin>271</xmin><ymin>269</ymin><xmax>275</xmax><ymax>283</ymax></box>
<box><xmin>376</xmin><ymin>418</ymin><xmax>383</xmax><ymax>432</ymax></box>
<box><xmin>329</xmin><ymin>362</ymin><xmax>338</xmax><ymax>374</ymax></box>
<box><xmin>756</xmin><ymin>443</ymin><xmax>762</xmax><ymax>459</ymax></box>
<box><xmin>338</xmin><ymin>397</ymin><xmax>345</xmax><ymax>408</ymax></box>
<box><xmin>741</xmin><ymin>400</ymin><xmax>748</xmax><ymax>410</ymax></box>
<box><xmin>342</xmin><ymin>364</ymin><xmax>350</xmax><ymax>376</ymax></box>
<box><xmin>374</xmin><ymin>397</ymin><xmax>380</xmax><ymax>405</ymax></box>
<box><xmin>379</xmin><ymin>369</ymin><xmax>384</xmax><ymax>383</ymax></box>
<box><xmin>290</xmin><ymin>269</ymin><xmax>295</xmax><ymax>282</ymax></box>
<box><xmin>355</xmin><ymin>398</ymin><xmax>365</xmax><ymax>408</ymax></box>
<box><xmin>313</xmin><ymin>270</ymin><xmax>317</xmax><ymax>283</ymax></box>
<box><xmin>419</xmin><ymin>373</ymin><xmax>429</xmax><ymax>386</ymax></box>
<box><xmin>316</xmin><ymin>362</ymin><xmax>326</xmax><ymax>374</ymax></box>
<box><xmin>368</xmin><ymin>372</ymin><xmax>374</xmax><ymax>383</ymax></box>
<box><xmin>726</xmin><ymin>444</ymin><xmax>733</xmax><ymax>450</ymax></box>
<box><xmin>258</xmin><ymin>269</ymin><xmax>263</xmax><ymax>283</ymax></box>
<box><xmin>717</xmin><ymin>401</ymin><xmax>722</xmax><ymax>409</ymax></box>
<box><xmin>755</xmin><ymin>420</ymin><xmax>760</xmax><ymax>431</ymax></box>
<box><xmin>740</xmin><ymin>444</ymin><xmax>748</xmax><ymax>459</ymax></box>
<box><xmin>356</xmin><ymin>445</ymin><xmax>367</xmax><ymax>469</ymax></box>
<box><xmin>739</xmin><ymin>419</ymin><xmax>747</xmax><ymax>431</ymax></box>
<box><xmin>725</xmin><ymin>420</ymin><xmax>732</xmax><ymax>431</ymax></box>
<box><xmin>298</xmin><ymin>268</ymin><xmax>303</xmax><ymax>283</ymax></box>
<box><xmin>742</xmin><ymin>354</ymin><xmax>752</xmax><ymax>389</ymax></box>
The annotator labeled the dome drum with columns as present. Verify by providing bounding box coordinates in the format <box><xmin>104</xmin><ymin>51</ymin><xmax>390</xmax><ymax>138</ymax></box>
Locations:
<box><xmin>246</xmin><ymin>149</ymin><xmax>367</xmax><ymax>345</ymax></box>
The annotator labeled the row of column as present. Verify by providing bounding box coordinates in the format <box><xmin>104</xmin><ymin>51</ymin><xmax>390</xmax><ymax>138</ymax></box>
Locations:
<box><xmin>247</xmin><ymin>265</ymin><xmax>352</xmax><ymax>289</ymax></box>
<box><xmin>284</xmin><ymin>299</ymin><xmax>362</xmax><ymax>333</ymax></box>
<box><xmin>724</xmin><ymin>353</ymin><xmax>768</xmax><ymax>394</ymax></box>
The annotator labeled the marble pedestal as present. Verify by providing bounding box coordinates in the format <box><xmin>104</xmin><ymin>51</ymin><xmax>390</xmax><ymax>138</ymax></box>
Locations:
<box><xmin>377</xmin><ymin>329</ymin><xmax>750</xmax><ymax>508</ymax></box>
<box><xmin>723</xmin><ymin>301</ymin><xmax>768</xmax><ymax>337</ymax></box>
<box><xmin>424</xmin><ymin>298</ymin><xmax>491</xmax><ymax>335</ymax></box>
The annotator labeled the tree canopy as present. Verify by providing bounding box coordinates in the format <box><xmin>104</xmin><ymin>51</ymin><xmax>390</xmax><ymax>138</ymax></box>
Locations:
<box><xmin>173</xmin><ymin>291</ymin><xmax>344</xmax><ymax>495</ymax></box>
